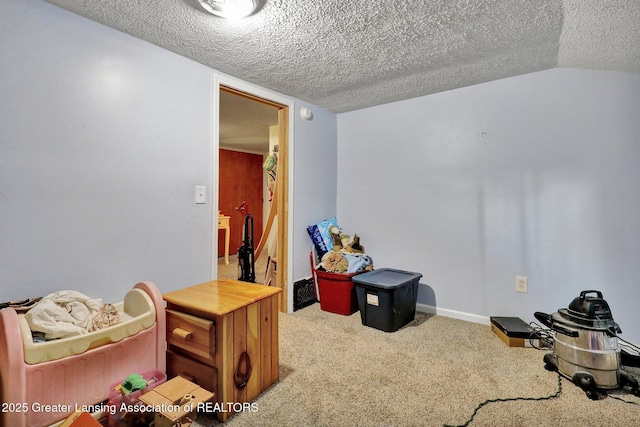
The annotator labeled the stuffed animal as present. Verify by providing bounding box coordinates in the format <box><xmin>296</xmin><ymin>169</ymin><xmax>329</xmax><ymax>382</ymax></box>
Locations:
<box><xmin>321</xmin><ymin>251</ymin><xmax>349</xmax><ymax>273</ymax></box>
<box><xmin>122</xmin><ymin>373</ymin><xmax>148</xmax><ymax>394</ymax></box>
<box><xmin>329</xmin><ymin>225</ymin><xmax>352</xmax><ymax>251</ymax></box>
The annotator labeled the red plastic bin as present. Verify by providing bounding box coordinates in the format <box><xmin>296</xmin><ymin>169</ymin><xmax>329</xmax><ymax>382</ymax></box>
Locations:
<box><xmin>314</xmin><ymin>269</ymin><xmax>362</xmax><ymax>315</ymax></box>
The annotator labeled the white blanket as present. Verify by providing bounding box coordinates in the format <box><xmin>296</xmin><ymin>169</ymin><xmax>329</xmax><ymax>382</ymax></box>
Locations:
<box><xmin>25</xmin><ymin>291</ymin><xmax>103</xmax><ymax>340</ymax></box>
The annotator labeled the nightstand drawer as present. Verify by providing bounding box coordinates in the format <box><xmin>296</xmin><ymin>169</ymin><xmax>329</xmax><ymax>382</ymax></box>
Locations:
<box><xmin>167</xmin><ymin>351</ymin><xmax>218</xmax><ymax>396</ymax></box>
<box><xmin>166</xmin><ymin>309</ymin><xmax>215</xmax><ymax>361</ymax></box>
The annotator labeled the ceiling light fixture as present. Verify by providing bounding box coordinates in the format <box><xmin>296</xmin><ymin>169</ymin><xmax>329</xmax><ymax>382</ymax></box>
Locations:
<box><xmin>197</xmin><ymin>0</ymin><xmax>258</xmax><ymax>19</ymax></box>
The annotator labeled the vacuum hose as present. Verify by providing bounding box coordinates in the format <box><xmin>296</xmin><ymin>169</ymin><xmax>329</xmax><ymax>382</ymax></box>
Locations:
<box><xmin>622</xmin><ymin>349</ymin><xmax>640</xmax><ymax>368</ymax></box>
<box><xmin>534</xmin><ymin>312</ymin><xmax>552</xmax><ymax>329</ymax></box>
<box><xmin>534</xmin><ymin>311</ymin><xmax>579</xmax><ymax>337</ymax></box>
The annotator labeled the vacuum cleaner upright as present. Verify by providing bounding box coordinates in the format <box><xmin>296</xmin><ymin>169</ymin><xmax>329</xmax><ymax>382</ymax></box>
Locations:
<box><xmin>535</xmin><ymin>290</ymin><xmax>640</xmax><ymax>399</ymax></box>
<box><xmin>235</xmin><ymin>201</ymin><xmax>255</xmax><ymax>283</ymax></box>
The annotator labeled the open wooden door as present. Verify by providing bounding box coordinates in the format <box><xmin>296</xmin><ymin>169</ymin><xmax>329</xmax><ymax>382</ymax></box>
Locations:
<box><xmin>219</xmin><ymin>85</ymin><xmax>289</xmax><ymax>312</ymax></box>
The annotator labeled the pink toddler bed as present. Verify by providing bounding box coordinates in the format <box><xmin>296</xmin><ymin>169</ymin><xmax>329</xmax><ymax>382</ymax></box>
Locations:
<box><xmin>0</xmin><ymin>281</ymin><xmax>166</xmax><ymax>427</ymax></box>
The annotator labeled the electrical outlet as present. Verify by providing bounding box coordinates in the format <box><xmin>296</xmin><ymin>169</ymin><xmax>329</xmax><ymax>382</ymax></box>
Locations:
<box><xmin>516</xmin><ymin>276</ymin><xmax>528</xmax><ymax>293</ymax></box>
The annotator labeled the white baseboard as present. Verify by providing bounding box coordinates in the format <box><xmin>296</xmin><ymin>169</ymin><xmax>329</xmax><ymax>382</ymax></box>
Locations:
<box><xmin>416</xmin><ymin>303</ymin><xmax>491</xmax><ymax>326</ymax></box>
<box><xmin>295</xmin><ymin>274</ymin><xmax>492</xmax><ymax>326</ymax></box>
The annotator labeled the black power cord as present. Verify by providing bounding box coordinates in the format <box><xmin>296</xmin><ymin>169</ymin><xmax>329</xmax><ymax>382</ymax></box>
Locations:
<box><xmin>607</xmin><ymin>393</ymin><xmax>640</xmax><ymax>405</ymax></box>
<box><xmin>445</xmin><ymin>318</ymin><xmax>640</xmax><ymax>426</ymax></box>
<box><xmin>527</xmin><ymin>322</ymin><xmax>554</xmax><ymax>350</ymax></box>
<box><xmin>443</xmin><ymin>373</ymin><xmax>563</xmax><ymax>427</ymax></box>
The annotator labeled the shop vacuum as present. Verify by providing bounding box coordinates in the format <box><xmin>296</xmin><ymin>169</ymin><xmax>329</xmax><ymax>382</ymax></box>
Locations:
<box><xmin>235</xmin><ymin>201</ymin><xmax>255</xmax><ymax>283</ymax></box>
<box><xmin>535</xmin><ymin>290</ymin><xmax>640</xmax><ymax>399</ymax></box>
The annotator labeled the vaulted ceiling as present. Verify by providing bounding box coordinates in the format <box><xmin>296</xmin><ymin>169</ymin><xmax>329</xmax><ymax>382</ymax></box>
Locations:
<box><xmin>45</xmin><ymin>0</ymin><xmax>640</xmax><ymax>113</ymax></box>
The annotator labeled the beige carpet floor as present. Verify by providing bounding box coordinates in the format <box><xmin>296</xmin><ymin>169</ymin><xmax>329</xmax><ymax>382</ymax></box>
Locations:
<box><xmin>192</xmin><ymin>304</ymin><xmax>640</xmax><ymax>427</ymax></box>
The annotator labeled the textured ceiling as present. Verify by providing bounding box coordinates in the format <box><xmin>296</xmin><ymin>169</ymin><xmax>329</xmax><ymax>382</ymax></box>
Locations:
<box><xmin>44</xmin><ymin>0</ymin><xmax>640</xmax><ymax>113</ymax></box>
<box><xmin>219</xmin><ymin>90</ymin><xmax>278</xmax><ymax>152</ymax></box>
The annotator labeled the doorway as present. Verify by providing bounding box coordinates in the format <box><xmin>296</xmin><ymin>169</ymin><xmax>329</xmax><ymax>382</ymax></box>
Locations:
<box><xmin>215</xmin><ymin>83</ymin><xmax>290</xmax><ymax>312</ymax></box>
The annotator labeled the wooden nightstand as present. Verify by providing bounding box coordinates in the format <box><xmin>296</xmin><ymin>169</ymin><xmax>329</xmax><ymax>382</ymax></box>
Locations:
<box><xmin>163</xmin><ymin>280</ymin><xmax>281</xmax><ymax>422</ymax></box>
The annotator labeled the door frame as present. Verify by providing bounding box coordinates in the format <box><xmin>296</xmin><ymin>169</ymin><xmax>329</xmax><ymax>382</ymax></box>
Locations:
<box><xmin>211</xmin><ymin>73</ymin><xmax>295</xmax><ymax>313</ymax></box>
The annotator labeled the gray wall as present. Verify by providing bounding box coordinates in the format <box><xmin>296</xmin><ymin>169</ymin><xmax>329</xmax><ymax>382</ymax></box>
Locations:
<box><xmin>1</xmin><ymin>0</ymin><xmax>214</xmax><ymax>303</ymax></box>
<box><xmin>292</xmin><ymin>105</ymin><xmax>338</xmax><ymax>279</ymax></box>
<box><xmin>1</xmin><ymin>0</ymin><xmax>338</xmax><ymax>304</ymax></box>
<box><xmin>337</xmin><ymin>68</ymin><xmax>640</xmax><ymax>344</ymax></box>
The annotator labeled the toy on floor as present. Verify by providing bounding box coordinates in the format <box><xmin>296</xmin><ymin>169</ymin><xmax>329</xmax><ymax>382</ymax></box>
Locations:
<box><xmin>139</xmin><ymin>376</ymin><xmax>214</xmax><ymax>427</ymax></box>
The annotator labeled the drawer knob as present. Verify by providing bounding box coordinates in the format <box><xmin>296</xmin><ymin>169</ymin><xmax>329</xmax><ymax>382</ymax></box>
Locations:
<box><xmin>172</xmin><ymin>327</ymin><xmax>193</xmax><ymax>341</ymax></box>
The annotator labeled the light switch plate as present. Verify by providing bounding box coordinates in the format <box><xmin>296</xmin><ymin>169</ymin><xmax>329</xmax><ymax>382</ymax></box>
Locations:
<box><xmin>195</xmin><ymin>186</ymin><xmax>206</xmax><ymax>204</ymax></box>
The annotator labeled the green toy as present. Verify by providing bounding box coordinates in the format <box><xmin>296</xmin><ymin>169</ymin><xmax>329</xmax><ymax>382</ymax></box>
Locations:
<box><xmin>121</xmin><ymin>373</ymin><xmax>147</xmax><ymax>394</ymax></box>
